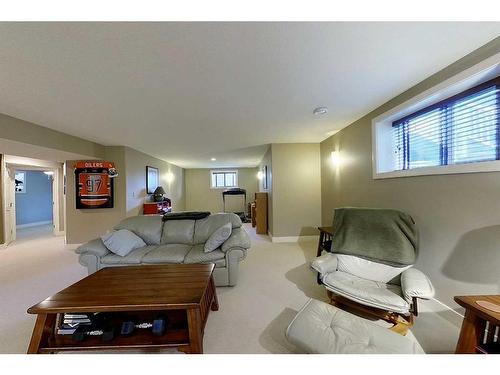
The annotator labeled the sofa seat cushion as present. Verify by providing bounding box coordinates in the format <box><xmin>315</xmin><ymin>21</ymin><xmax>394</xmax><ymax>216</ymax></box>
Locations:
<box><xmin>193</xmin><ymin>213</ymin><xmax>242</xmax><ymax>244</ymax></box>
<box><xmin>286</xmin><ymin>299</ymin><xmax>424</xmax><ymax>354</ymax></box>
<box><xmin>141</xmin><ymin>244</ymin><xmax>192</xmax><ymax>264</ymax></box>
<box><xmin>161</xmin><ymin>220</ymin><xmax>195</xmax><ymax>245</ymax></box>
<box><xmin>101</xmin><ymin>245</ymin><xmax>157</xmax><ymax>265</ymax></box>
<box><xmin>114</xmin><ymin>216</ymin><xmax>163</xmax><ymax>245</ymax></box>
<box><xmin>322</xmin><ymin>271</ymin><xmax>410</xmax><ymax>314</ymax></box>
<box><xmin>184</xmin><ymin>244</ymin><xmax>226</xmax><ymax>267</ymax></box>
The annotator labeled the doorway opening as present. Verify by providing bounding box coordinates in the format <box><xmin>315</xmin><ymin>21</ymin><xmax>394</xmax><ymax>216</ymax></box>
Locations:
<box><xmin>2</xmin><ymin>156</ymin><xmax>65</xmax><ymax>246</ymax></box>
<box><xmin>14</xmin><ymin>170</ymin><xmax>54</xmax><ymax>241</ymax></box>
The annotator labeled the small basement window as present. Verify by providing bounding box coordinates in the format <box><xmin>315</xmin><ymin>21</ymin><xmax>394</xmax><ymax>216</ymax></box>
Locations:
<box><xmin>392</xmin><ymin>78</ymin><xmax>500</xmax><ymax>171</ymax></box>
<box><xmin>372</xmin><ymin>53</ymin><xmax>500</xmax><ymax>179</ymax></box>
<box><xmin>210</xmin><ymin>170</ymin><xmax>238</xmax><ymax>188</ymax></box>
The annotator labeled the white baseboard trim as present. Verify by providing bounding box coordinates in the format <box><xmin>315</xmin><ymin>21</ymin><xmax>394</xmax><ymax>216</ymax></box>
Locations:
<box><xmin>270</xmin><ymin>235</ymin><xmax>319</xmax><ymax>243</ymax></box>
<box><xmin>16</xmin><ymin>221</ymin><xmax>53</xmax><ymax>229</ymax></box>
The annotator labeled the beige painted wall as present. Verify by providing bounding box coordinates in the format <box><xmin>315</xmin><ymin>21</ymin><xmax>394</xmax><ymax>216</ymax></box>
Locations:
<box><xmin>125</xmin><ymin>147</ymin><xmax>185</xmax><ymax>216</ymax></box>
<box><xmin>185</xmin><ymin>168</ymin><xmax>258</xmax><ymax>214</ymax></box>
<box><xmin>66</xmin><ymin>146</ymin><xmax>186</xmax><ymax>243</ymax></box>
<box><xmin>0</xmin><ymin>155</ymin><xmax>3</xmax><ymax>244</ymax></box>
<box><xmin>0</xmin><ymin>113</ymin><xmax>104</xmax><ymax>159</ymax></box>
<box><xmin>65</xmin><ymin>147</ymin><xmax>127</xmax><ymax>244</ymax></box>
<box><xmin>258</xmin><ymin>146</ymin><xmax>273</xmax><ymax>234</ymax></box>
<box><xmin>320</xmin><ymin>38</ymin><xmax>500</xmax><ymax>351</ymax></box>
<box><xmin>271</xmin><ymin>143</ymin><xmax>321</xmax><ymax>237</ymax></box>
<box><xmin>0</xmin><ymin>114</ymin><xmax>104</xmax><ymax>244</ymax></box>
<box><xmin>321</xmin><ymin>37</ymin><xmax>500</xmax><ymax>303</ymax></box>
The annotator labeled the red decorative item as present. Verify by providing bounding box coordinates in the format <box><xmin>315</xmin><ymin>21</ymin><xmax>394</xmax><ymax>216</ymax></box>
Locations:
<box><xmin>74</xmin><ymin>161</ymin><xmax>116</xmax><ymax>209</ymax></box>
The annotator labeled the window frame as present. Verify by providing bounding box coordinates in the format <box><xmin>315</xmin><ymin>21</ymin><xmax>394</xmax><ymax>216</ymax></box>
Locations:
<box><xmin>371</xmin><ymin>52</ymin><xmax>500</xmax><ymax>179</ymax></box>
<box><xmin>391</xmin><ymin>76</ymin><xmax>500</xmax><ymax>171</ymax></box>
<box><xmin>210</xmin><ymin>170</ymin><xmax>238</xmax><ymax>189</ymax></box>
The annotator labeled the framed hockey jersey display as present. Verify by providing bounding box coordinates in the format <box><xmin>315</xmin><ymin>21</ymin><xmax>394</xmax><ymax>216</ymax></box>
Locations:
<box><xmin>74</xmin><ymin>161</ymin><xmax>117</xmax><ymax>209</ymax></box>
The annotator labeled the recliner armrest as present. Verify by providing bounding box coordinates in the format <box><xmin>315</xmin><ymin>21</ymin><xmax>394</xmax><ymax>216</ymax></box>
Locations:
<box><xmin>311</xmin><ymin>253</ymin><xmax>338</xmax><ymax>275</ymax></box>
<box><xmin>221</xmin><ymin>227</ymin><xmax>251</xmax><ymax>252</ymax></box>
<box><xmin>400</xmin><ymin>268</ymin><xmax>435</xmax><ymax>301</ymax></box>
<box><xmin>75</xmin><ymin>238</ymin><xmax>110</xmax><ymax>258</ymax></box>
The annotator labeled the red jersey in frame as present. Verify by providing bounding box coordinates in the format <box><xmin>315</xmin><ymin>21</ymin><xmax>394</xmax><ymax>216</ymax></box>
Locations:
<box><xmin>75</xmin><ymin>161</ymin><xmax>116</xmax><ymax>209</ymax></box>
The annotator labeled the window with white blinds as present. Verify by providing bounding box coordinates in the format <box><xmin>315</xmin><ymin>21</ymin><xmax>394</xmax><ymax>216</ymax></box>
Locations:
<box><xmin>392</xmin><ymin>78</ymin><xmax>500</xmax><ymax>171</ymax></box>
<box><xmin>210</xmin><ymin>171</ymin><xmax>238</xmax><ymax>188</ymax></box>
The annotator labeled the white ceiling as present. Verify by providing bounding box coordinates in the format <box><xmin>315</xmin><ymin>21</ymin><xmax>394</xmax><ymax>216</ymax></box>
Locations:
<box><xmin>0</xmin><ymin>22</ymin><xmax>499</xmax><ymax>168</ymax></box>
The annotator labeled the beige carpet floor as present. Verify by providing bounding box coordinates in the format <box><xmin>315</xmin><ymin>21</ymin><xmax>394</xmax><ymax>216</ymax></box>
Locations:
<box><xmin>0</xmin><ymin>223</ymin><xmax>423</xmax><ymax>354</ymax></box>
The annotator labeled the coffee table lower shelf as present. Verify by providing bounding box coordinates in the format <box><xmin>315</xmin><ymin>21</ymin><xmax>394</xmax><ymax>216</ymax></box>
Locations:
<box><xmin>29</xmin><ymin>307</ymin><xmax>210</xmax><ymax>354</ymax></box>
<box><xmin>40</xmin><ymin>327</ymin><xmax>190</xmax><ymax>353</ymax></box>
<box><xmin>27</xmin><ymin>265</ymin><xmax>219</xmax><ymax>354</ymax></box>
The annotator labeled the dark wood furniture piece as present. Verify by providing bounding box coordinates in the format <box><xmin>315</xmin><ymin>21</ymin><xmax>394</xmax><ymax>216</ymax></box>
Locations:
<box><xmin>27</xmin><ymin>264</ymin><xmax>218</xmax><ymax>354</ymax></box>
<box><xmin>143</xmin><ymin>201</ymin><xmax>171</xmax><ymax>215</ymax></box>
<box><xmin>316</xmin><ymin>226</ymin><xmax>334</xmax><ymax>257</ymax></box>
<box><xmin>315</xmin><ymin>226</ymin><xmax>334</xmax><ymax>284</ymax></box>
<box><xmin>253</xmin><ymin>192</ymin><xmax>268</xmax><ymax>235</ymax></box>
<box><xmin>454</xmin><ymin>295</ymin><xmax>500</xmax><ymax>354</ymax></box>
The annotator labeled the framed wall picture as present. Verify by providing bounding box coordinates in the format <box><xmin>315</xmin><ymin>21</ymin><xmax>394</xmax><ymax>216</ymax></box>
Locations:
<box><xmin>15</xmin><ymin>171</ymin><xmax>26</xmax><ymax>193</ymax></box>
<box><xmin>75</xmin><ymin>161</ymin><xmax>115</xmax><ymax>209</ymax></box>
<box><xmin>146</xmin><ymin>166</ymin><xmax>159</xmax><ymax>194</ymax></box>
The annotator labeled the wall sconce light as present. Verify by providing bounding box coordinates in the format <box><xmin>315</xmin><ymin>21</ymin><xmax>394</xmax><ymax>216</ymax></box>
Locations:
<box><xmin>257</xmin><ymin>171</ymin><xmax>264</xmax><ymax>180</ymax></box>
<box><xmin>165</xmin><ymin>172</ymin><xmax>175</xmax><ymax>183</ymax></box>
<box><xmin>330</xmin><ymin>151</ymin><xmax>341</xmax><ymax>167</ymax></box>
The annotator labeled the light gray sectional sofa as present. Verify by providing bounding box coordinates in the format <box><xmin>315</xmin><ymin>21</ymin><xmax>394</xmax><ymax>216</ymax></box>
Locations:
<box><xmin>75</xmin><ymin>213</ymin><xmax>251</xmax><ymax>286</ymax></box>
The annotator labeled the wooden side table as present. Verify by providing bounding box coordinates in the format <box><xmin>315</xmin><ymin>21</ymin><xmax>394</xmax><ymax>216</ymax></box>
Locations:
<box><xmin>454</xmin><ymin>295</ymin><xmax>500</xmax><ymax>354</ymax></box>
<box><xmin>315</xmin><ymin>226</ymin><xmax>334</xmax><ymax>284</ymax></box>
<box><xmin>316</xmin><ymin>226</ymin><xmax>334</xmax><ymax>257</ymax></box>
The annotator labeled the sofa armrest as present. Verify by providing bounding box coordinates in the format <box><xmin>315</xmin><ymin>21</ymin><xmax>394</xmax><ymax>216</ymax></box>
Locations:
<box><xmin>400</xmin><ymin>268</ymin><xmax>435</xmax><ymax>301</ymax></box>
<box><xmin>221</xmin><ymin>227</ymin><xmax>251</xmax><ymax>252</ymax></box>
<box><xmin>311</xmin><ymin>253</ymin><xmax>338</xmax><ymax>275</ymax></box>
<box><xmin>75</xmin><ymin>238</ymin><xmax>110</xmax><ymax>258</ymax></box>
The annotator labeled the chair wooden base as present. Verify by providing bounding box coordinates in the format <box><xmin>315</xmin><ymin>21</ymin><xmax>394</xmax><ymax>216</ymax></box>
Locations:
<box><xmin>327</xmin><ymin>291</ymin><xmax>414</xmax><ymax>336</ymax></box>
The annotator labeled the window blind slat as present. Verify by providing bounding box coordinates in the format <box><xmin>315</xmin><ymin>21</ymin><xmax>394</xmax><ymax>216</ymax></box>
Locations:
<box><xmin>392</xmin><ymin>81</ymin><xmax>500</xmax><ymax>171</ymax></box>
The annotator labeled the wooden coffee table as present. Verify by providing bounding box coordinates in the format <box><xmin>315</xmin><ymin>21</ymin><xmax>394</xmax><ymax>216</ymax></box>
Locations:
<box><xmin>27</xmin><ymin>264</ymin><xmax>218</xmax><ymax>354</ymax></box>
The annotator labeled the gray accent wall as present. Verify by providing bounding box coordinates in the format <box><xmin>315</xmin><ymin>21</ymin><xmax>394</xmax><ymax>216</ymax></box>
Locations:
<box><xmin>320</xmin><ymin>38</ymin><xmax>500</xmax><ymax>308</ymax></box>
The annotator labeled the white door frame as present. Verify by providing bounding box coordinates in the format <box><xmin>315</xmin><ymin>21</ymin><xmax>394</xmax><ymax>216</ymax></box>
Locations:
<box><xmin>3</xmin><ymin>163</ymin><xmax>63</xmax><ymax>240</ymax></box>
<box><xmin>2</xmin><ymin>165</ymin><xmax>16</xmax><ymax>245</ymax></box>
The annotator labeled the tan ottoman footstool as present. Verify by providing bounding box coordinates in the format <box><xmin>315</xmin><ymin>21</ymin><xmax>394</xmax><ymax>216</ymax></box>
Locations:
<box><xmin>286</xmin><ymin>299</ymin><xmax>424</xmax><ymax>354</ymax></box>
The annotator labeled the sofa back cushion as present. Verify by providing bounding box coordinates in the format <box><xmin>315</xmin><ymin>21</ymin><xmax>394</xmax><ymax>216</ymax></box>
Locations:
<box><xmin>161</xmin><ymin>219</ymin><xmax>195</xmax><ymax>245</ymax></box>
<box><xmin>193</xmin><ymin>213</ymin><xmax>242</xmax><ymax>244</ymax></box>
<box><xmin>114</xmin><ymin>215</ymin><xmax>163</xmax><ymax>245</ymax></box>
<box><xmin>101</xmin><ymin>229</ymin><xmax>147</xmax><ymax>257</ymax></box>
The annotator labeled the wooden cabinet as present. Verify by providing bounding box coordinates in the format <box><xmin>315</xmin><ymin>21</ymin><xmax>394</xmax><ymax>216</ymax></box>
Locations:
<box><xmin>143</xmin><ymin>201</ymin><xmax>171</xmax><ymax>215</ymax></box>
<box><xmin>253</xmin><ymin>192</ymin><xmax>268</xmax><ymax>235</ymax></box>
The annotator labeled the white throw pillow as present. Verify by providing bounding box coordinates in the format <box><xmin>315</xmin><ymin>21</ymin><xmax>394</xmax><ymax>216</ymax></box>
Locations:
<box><xmin>336</xmin><ymin>254</ymin><xmax>412</xmax><ymax>283</ymax></box>
<box><xmin>101</xmin><ymin>229</ymin><xmax>147</xmax><ymax>257</ymax></box>
<box><xmin>204</xmin><ymin>223</ymin><xmax>232</xmax><ymax>253</ymax></box>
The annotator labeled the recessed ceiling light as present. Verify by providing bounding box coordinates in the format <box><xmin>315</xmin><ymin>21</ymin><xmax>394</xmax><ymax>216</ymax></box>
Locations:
<box><xmin>313</xmin><ymin>106</ymin><xmax>328</xmax><ymax>115</ymax></box>
<box><xmin>211</xmin><ymin>158</ymin><xmax>216</xmax><ymax>161</ymax></box>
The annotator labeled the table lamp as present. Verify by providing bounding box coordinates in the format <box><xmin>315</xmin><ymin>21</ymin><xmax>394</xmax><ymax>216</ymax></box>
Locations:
<box><xmin>153</xmin><ymin>186</ymin><xmax>166</xmax><ymax>202</ymax></box>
